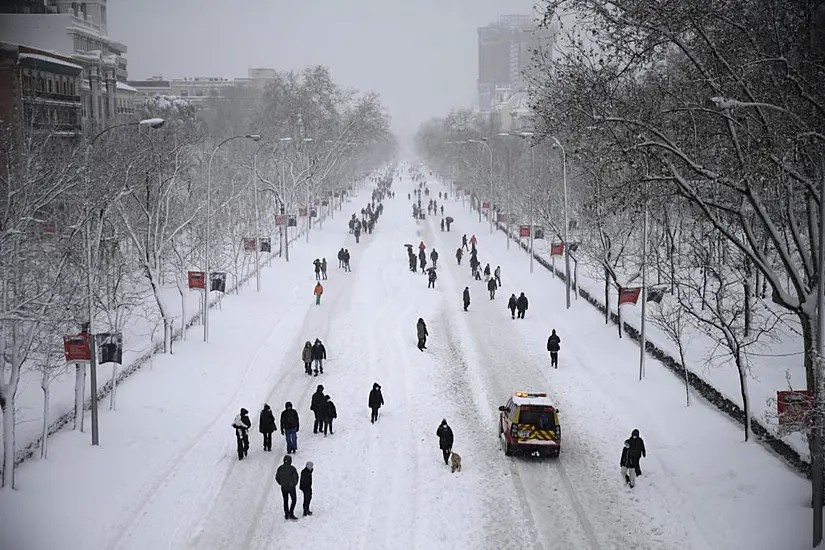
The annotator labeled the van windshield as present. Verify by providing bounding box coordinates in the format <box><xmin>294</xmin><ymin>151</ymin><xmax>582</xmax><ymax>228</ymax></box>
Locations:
<box><xmin>518</xmin><ymin>408</ymin><xmax>555</xmax><ymax>430</ymax></box>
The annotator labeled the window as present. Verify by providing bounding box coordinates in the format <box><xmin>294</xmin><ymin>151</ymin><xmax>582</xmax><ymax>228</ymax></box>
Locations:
<box><xmin>517</xmin><ymin>407</ymin><xmax>555</xmax><ymax>429</ymax></box>
<box><xmin>48</xmin><ymin>79</ymin><xmax>52</xmax><ymax>93</ymax></box>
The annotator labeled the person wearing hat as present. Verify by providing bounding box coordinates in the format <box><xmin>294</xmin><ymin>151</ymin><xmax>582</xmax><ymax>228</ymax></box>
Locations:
<box><xmin>436</xmin><ymin>419</ymin><xmax>454</xmax><ymax>465</ymax></box>
<box><xmin>280</xmin><ymin>402</ymin><xmax>300</xmax><ymax>454</ymax></box>
<box><xmin>275</xmin><ymin>455</ymin><xmax>299</xmax><ymax>520</ymax></box>
<box><xmin>628</xmin><ymin>429</ymin><xmax>646</xmax><ymax>476</ymax></box>
<box><xmin>258</xmin><ymin>404</ymin><xmax>276</xmax><ymax>452</ymax></box>
<box><xmin>231</xmin><ymin>408</ymin><xmax>251</xmax><ymax>461</ymax></box>
<box><xmin>620</xmin><ymin>440</ymin><xmax>638</xmax><ymax>488</ymax></box>
<box><xmin>368</xmin><ymin>383</ymin><xmax>384</xmax><ymax>423</ymax></box>
<box><xmin>311</xmin><ymin>338</ymin><xmax>327</xmax><ymax>376</ymax></box>
<box><xmin>311</xmin><ymin>385</ymin><xmax>326</xmax><ymax>434</ymax></box>
<box><xmin>300</xmin><ymin>461</ymin><xmax>314</xmax><ymax>516</ymax></box>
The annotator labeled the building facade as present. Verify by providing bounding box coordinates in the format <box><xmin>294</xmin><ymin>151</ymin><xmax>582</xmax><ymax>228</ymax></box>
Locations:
<box><xmin>0</xmin><ymin>0</ymin><xmax>130</xmax><ymax>131</ymax></box>
<box><xmin>0</xmin><ymin>41</ymin><xmax>83</xmax><ymax>141</ymax></box>
<box><xmin>477</xmin><ymin>15</ymin><xmax>555</xmax><ymax>114</ymax></box>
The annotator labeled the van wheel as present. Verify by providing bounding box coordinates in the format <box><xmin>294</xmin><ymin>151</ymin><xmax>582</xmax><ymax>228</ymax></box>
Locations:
<box><xmin>504</xmin><ymin>441</ymin><xmax>513</xmax><ymax>456</ymax></box>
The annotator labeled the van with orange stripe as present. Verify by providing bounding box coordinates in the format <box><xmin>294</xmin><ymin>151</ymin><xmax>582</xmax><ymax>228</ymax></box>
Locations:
<box><xmin>498</xmin><ymin>392</ymin><xmax>561</xmax><ymax>458</ymax></box>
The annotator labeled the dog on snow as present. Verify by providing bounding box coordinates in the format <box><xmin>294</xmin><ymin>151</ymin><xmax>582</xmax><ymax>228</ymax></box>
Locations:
<box><xmin>450</xmin><ymin>451</ymin><xmax>462</xmax><ymax>473</ymax></box>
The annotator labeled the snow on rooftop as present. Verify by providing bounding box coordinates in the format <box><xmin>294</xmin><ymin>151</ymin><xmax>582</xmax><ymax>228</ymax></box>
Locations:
<box><xmin>18</xmin><ymin>52</ymin><xmax>83</xmax><ymax>71</ymax></box>
<box><xmin>116</xmin><ymin>81</ymin><xmax>138</xmax><ymax>92</ymax></box>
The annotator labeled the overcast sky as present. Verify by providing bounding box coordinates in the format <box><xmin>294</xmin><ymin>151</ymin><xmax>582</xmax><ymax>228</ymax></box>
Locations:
<box><xmin>109</xmin><ymin>0</ymin><xmax>541</xmax><ymax>137</ymax></box>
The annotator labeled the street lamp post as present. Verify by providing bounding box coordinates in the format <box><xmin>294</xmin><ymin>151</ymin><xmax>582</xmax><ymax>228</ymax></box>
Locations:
<box><xmin>205</xmin><ymin>134</ymin><xmax>261</xmax><ymax>343</ymax></box>
<box><xmin>83</xmin><ymin>117</ymin><xmax>165</xmax><ymax>446</ymax></box>
<box><xmin>500</xmin><ymin>132</ymin><xmax>537</xmax><ymax>272</ymax></box>
<box><xmin>302</xmin><ymin>137</ymin><xmax>314</xmax><ymax>243</ymax></box>
<box><xmin>549</xmin><ymin>136</ymin><xmax>571</xmax><ymax>309</ymax></box>
<box><xmin>468</xmin><ymin>139</ymin><xmax>494</xmax><ymax>234</ymax></box>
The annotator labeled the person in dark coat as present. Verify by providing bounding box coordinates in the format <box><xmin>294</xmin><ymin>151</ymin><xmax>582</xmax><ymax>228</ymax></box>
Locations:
<box><xmin>369</xmin><ymin>383</ymin><xmax>384</xmax><ymax>423</ymax></box>
<box><xmin>300</xmin><ymin>461</ymin><xmax>314</xmax><ymax>516</ymax></box>
<box><xmin>232</xmin><ymin>408</ymin><xmax>251</xmax><ymax>460</ymax></box>
<box><xmin>280</xmin><ymin>402</ymin><xmax>300</xmax><ymax>454</ymax></box>
<box><xmin>416</xmin><ymin>318</ymin><xmax>428</xmax><ymax>350</ymax></box>
<box><xmin>628</xmin><ymin>429</ymin><xmax>646</xmax><ymax>476</ymax></box>
<box><xmin>463</xmin><ymin>287</ymin><xmax>471</xmax><ymax>311</ymax></box>
<box><xmin>418</xmin><ymin>249</ymin><xmax>427</xmax><ymax>272</ymax></box>
<box><xmin>462</xmin><ymin>234</ymin><xmax>469</xmax><ymax>250</ymax></box>
<box><xmin>516</xmin><ymin>292</ymin><xmax>529</xmax><ymax>319</ymax></box>
<box><xmin>427</xmin><ymin>267</ymin><xmax>437</xmax><ymax>288</ymax></box>
<box><xmin>311</xmin><ymin>384</ymin><xmax>325</xmax><ymax>434</ymax></box>
<box><xmin>440</xmin><ymin>218</ymin><xmax>445</xmax><ymax>231</ymax></box>
<box><xmin>275</xmin><ymin>454</ymin><xmax>300</xmax><ymax>519</ymax></box>
<box><xmin>301</xmin><ymin>341</ymin><xmax>313</xmax><ymax>375</ymax></box>
<box><xmin>322</xmin><ymin>395</ymin><xmax>337</xmax><ymax>435</ymax></box>
<box><xmin>430</xmin><ymin>249</ymin><xmax>439</xmax><ymax>268</ymax></box>
<box><xmin>483</xmin><ymin>263</ymin><xmax>491</xmax><ymax>279</ymax></box>
<box><xmin>259</xmin><ymin>404</ymin><xmax>276</xmax><ymax>451</ymax></box>
<box><xmin>487</xmin><ymin>276</ymin><xmax>497</xmax><ymax>299</ymax></box>
<box><xmin>311</xmin><ymin>338</ymin><xmax>327</xmax><ymax>376</ymax></box>
<box><xmin>547</xmin><ymin>329</ymin><xmax>561</xmax><ymax>368</ymax></box>
<box><xmin>455</xmin><ymin>248</ymin><xmax>463</xmax><ymax>265</ymax></box>
<box><xmin>436</xmin><ymin>419</ymin><xmax>454</xmax><ymax>465</ymax></box>
<box><xmin>507</xmin><ymin>294</ymin><xmax>517</xmax><ymax>319</ymax></box>
<box><xmin>320</xmin><ymin>258</ymin><xmax>328</xmax><ymax>280</ymax></box>
<box><xmin>620</xmin><ymin>440</ymin><xmax>639</xmax><ymax>488</ymax></box>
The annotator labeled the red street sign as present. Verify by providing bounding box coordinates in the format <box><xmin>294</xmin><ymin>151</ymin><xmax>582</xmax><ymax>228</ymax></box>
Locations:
<box><xmin>777</xmin><ymin>390</ymin><xmax>813</xmax><ymax>427</ymax></box>
<box><xmin>619</xmin><ymin>287</ymin><xmax>641</xmax><ymax>305</ymax></box>
<box><xmin>299</xmin><ymin>207</ymin><xmax>308</xmax><ymax>217</ymax></box>
<box><xmin>497</xmin><ymin>213</ymin><xmax>506</xmax><ymax>222</ymax></box>
<box><xmin>63</xmin><ymin>333</ymin><xmax>91</xmax><ymax>363</ymax></box>
<box><xmin>42</xmin><ymin>222</ymin><xmax>56</xmax><ymax>234</ymax></box>
<box><xmin>482</xmin><ymin>201</ymin><xmax>490</xmax><ymax>209</ymax></box>
<box><xmin>188</xmin><ymin>271</ymin><xmax>205</xmax><ymax>289</ymax></box>
<box><xmin>519</xmin><ymin>225</ymin><xmax>531</xmax><ymax>237</ymax></box>
<box><xmin>275</xmin><ymin>214</ymin><xmax>286</xmax><ymax>226</ymax></box>
<box><xmin>550</xmin><ymin>242</ymin><xmax>565</xmax><ymax>256</ymax></box>
<box><xmin>457</xmin><ymin>186</ymin><xmax>463</xmax><ymax>191</ymax></box>
<box><xmin>242</xmin><ymin>238</ymin><xmax>256</xmax><ymax>252</ymax></box>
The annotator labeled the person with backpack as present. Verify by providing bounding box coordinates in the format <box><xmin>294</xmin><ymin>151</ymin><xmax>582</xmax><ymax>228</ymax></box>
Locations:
<box><xmin>259</xmin><ymin>404</ymin><xmax>276</xmax><ymax>452</ymax></box>
<box><xmin>300</xmin><ymin>461</ymin><xmax>314</xmax><ymax>517</ymax></box>
<box><xmin>275</xmin><ymin>455</ymin><xmax>299</xmax><ymax>519</ymax></box>
<box><xmin>322</xmin><ymin>395</ymin><xmax>337</xmax><ymax>435</ymax></box>
<box><xmin>301</xmin><ymin>341</ymin><xmax>313</xmax><ymax>375</ymax></box>
<box><xmin>232</xmin><ymin>408</ymin><xmax>251</xmax><ymax>460</ymax></box>
<box><xmin>427</xmin><ymin>267</ymin><xmax>437</xmax><ymax>289</ymax></box>
<box><xmin>436</xmin><ymin>419</ymin><xmax>454</xmax><ymax>465</ymax></box>
<box><xmin>416</xmin><ymin>318</ymin><xmax>428</xmax><ymax>350</ymax></box>
<box><xmin>280</xmin><ymin>402</ymin><xmax>300</xmax><ymax>454</ymax></box>
<box><xmin>369</xmin><ymin>383</ymin><xmax>384</xmax><ymax>423</ymax></box>
<box><xmin>516</xmin><ymin>292</ymin><xmax>529</xmax><ymax>319</ymax></box>
<box><xmin>311</xmin><ymin>338</ymin><xmax>326</xmax><ymax>376</ymax></box>
<box><xmin>311</xmin><ymin>385</ymin><xmax>325</xmax><ymax>434</ymax></box>
<box><xmin>546</xmin><ymin>329</ymin><xmax>561</xmax><ymax>368</ymax></box>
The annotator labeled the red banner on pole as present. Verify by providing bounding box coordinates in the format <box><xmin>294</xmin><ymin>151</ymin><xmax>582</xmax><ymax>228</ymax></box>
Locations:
<box><xmin>497</xmin><ymin>213</ymin><xmax>506</xmax><ymax>222</ymax></box>
<box><xmin>519</xmin><ymin>225</ymin><xmax>531</xmax><ymax>237</ymax></box>
<box><xmin>242</xmin><ymin>238</ymin><xmax>256</xmax><ymax>252</ymax></box>
<box><xmin>42</xmin><ymin>222</ymin><xmax>56</xmax><ymax>234</ymax></box>
<box><xmin>275</xmin><ymin>214</ymin><xmax>286</xmax><ymax>226</ymax></box>
<box><xmin>299</xmin><ymin>207</ymin><xmax>308</xmax><ymax>217</ymax></box>
<box><xmin>63</xmin><ymin>333</ymin><xmax>91</xmax><ymax>363</ymax></box>
<box><xmin>482</xmin><ymin>201</ymin><xmax>490</xmax><ymax>209</ymax></box>
<box><xmin>188</xmin><ymin>271</ymin><xmax>205</xmax><ymax>289</ymax></box>
<box><xmin>619</xmin><ymin>287</ymin><xmax>641</xmax><ymax>305</ymax></box>
<box><xmin>456</xmin><ymin>186</ymin><xmax>463</xmax><ymax>191</ymax></box>
<box><xmin>550</xmin><ymin>242</ymin><xmax>564</xmax><ymax>256</ymax></box>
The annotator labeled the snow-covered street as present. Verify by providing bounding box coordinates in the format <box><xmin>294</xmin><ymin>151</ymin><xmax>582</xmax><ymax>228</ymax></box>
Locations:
<box><xmin>0</xmin><ymin>169</ymin><xmax>813</xmax><ymax>550</ymax></box>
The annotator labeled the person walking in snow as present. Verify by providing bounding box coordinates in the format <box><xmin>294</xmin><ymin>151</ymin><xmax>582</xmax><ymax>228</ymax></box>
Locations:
<box><xmin>507</xmin><ymin>294</ymin><xmax>517</xmax><ymax>319</ymax></box>
<box><xmin>440</xmin><ymin>218</ymin><xmax>445</xmax><ymax>232</ymax></box>
<box><xmin>628</xmin><ymin>429</ymin><xmax>646</xmax><ymax>476</ymax></box>
<box><xmin>275</xmin><ymin>455</ymin><xmax>299</xmax><ymax>519</ymax></box>
<box><xmin>314</xmin><ymin>282</ymin><xmax>324</xmax><ymax>305</ymax></box>
<box><xmin>487</xmin><ymin>276</ymin><xmax>498</xmax><ymax>300</ymax></box>
<box><xmin>313</xmin><ymin>259</ymin><xmax>322</xmax><ymax>281</ymax></box>
<box><xmin>483</xmin><ymin>263</ymin><xmax>491</xmax><ymax>280</ymax></box>
<box><xmin>300</xmin><ymin>461</ymin><xmax>314</xmax><ymax>516</ymax></box>
<box><xmin>232</xmin><ymin>407</ymin><xmax>251</xmax><ymax>460</ymax></box>
<box><xmin>302</xmin><ymin>341</ymin><xmax>313</xmax><ymax>375</ymax></box>
<box><xmin>462</xmin><ymin>234</ymin><xmax>468</xmax><ymax>251</ymax></box>
<box><xmin>259</xmin><ymin>404</ymin><xmax>276</xmax><ymax>452</ymax></box>
<box><xmin>462</xmin><ymin>286</ymin><xmax>471</xmax><ymax>311</ymax></box>
<box><xmin>419</xmin><ymin>240</ymin><xmax>426</xmax><ymax>252</ymax></box>
<box><xmin>494</xmin><ymin>266</ymin><xmax>501</xmax><ymax>286</ymax></box>
<box><xmin>418</xmin><ymin>249</ymin><xmax>427</xmax><ymax>272</ymax></box>
<box><xmin>311</xmin><ymin>384</ymin><xmax>325</xmax><ymax>433</ymax></box>
<box><xmin>455</xmin><ymin>247</ymin><xmax>463</xmax><ymax>265</ymax></box>
<box><xmin>320</xmin><ymin>258</ymin><xmax>328</xmax><ymax>280</ymax></box>
<box><xmin>311</xmin><ymin>338</ymin><xmax>326</xmax><ymax>376</ymax></box>
<box><xmin>321</xmin><ymin>395</ymin><xmax>337</xmax><ymax>435</ymax></box>
<box><xmin>343</xmin><ymin>249</ymin><xmax>351</xmax><ymax>272</ymax></box>
<box><xmin>470</xmin><ymin>234</ymin><xmax>477</xmax><ymax>247</ymax></box>
<box><xmin>280</xmin><ymin>402</ymin><xmax>300</xmax><ymax>454</ymax></box>
<box><xmin>430</xmin><ymin>248</ymin><xmax>439</xmax><ymax>269</ymax></box>
<box><xmin>546</xmin><ymin>329</ymin><xmax>561</xmax><ymax>369</ymax></box>
<box><xmin>516</xmin><ymin>292</ymin><xmax>529</xmax><ymax>319</ymax></box>
<box><xmin>436</xmin><ymin>419</ymin><xmax>454</xmax><ymax>465</ymax></box>
<box><xmin>620</xmin><ymin>440</ymin><xmax>639</xmax><ymax>488</ymax></box>
<box><xmin>427</xmin><ymin>267</ymin><xmax>437</xmax><ymax>288</ymax></box>
<box><xmin>369</xmin><ymin>383</ymin><xmax>384</xmax><ymax>423</ymax></box>
<box><xmin>416</xmin><ymin>318</ymin><xmax>428</xmax><ymax>350</ymax></box>
<box><xmin>337</xmin><ymin>248</ymin><xmax>344</xmax><ymax>268</ymax></box>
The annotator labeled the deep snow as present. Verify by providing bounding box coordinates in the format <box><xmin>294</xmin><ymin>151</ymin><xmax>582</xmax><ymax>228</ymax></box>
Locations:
<box><xmin>0</xmin><ymin>165</ymin><xmax>814</xmax><ymax>550</ymax></box>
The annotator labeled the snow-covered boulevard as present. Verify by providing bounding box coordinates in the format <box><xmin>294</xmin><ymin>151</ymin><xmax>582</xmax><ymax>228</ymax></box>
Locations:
<box><xmin>0</xmin><ymin>166</ymin><xmax>812</xmax><ymax>550</ymax></box>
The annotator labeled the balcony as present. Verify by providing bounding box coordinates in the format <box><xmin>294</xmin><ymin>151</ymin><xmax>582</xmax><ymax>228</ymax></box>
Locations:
<box><xmin>23</xmin><ymin>88</ymin><xmax>82</xmax><ymax>104</ymax></box>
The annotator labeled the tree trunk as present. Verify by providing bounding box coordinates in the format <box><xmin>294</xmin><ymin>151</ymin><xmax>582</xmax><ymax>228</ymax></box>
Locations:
<box><xmin>40</xmin><ymin>371</ymin><xmax>50</xmax><ymax>459</ymax></box>
<box><xmin>734</xmin><ymin>350</ymin><xmax>751</xmax><ymax>442</ymax></box>
<box><xmin>146</xmin><ymin>266</ymin><xmax>170</xmax><ymax>354</ymax></box>
<box><xmin>603</xmin><ymin>267</ymin><xmax>610</xmax><ymax>325</ymax></box>
<box><xmin>743</xmin><ymin>272</ymin><xmax>752</xmax><ymax>338</ymax></box>
<box><xmin>1</xmin><ymin>398</ymin><xmax>14</xmax><ymax>488</ymax></box>
<box><xmin>74</xmin><ymin>364</ymin><xmax>85</xmax><ymax>431</ymax></box>
<box><xmin>678</xmin><ymin>342</ymin><xmax>691</xmax><ymax>407</ymax></box>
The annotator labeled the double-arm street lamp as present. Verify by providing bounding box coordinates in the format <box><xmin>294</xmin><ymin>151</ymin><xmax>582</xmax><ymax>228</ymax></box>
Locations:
<box><xmin>548</xmin><ymin>136</ymin><xmax>571</xmax><ymax>309</ymax></box>
<box><xmin>204</xmin><ymin>134</ymin><xmax>261</xmax><ymax>343</ymax></box>
<box><xmin>499</xmin><ymin>131</ymin><xmax>536</xmax><ymax>271</ymax></box>
<box><xmin>467</xmin><ymin>139</ymin><xmax>495</xmax><ymax>235</ymax></box>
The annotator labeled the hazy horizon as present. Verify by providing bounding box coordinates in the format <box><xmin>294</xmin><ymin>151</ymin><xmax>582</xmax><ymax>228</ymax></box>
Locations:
<box><xmin>109</xmin><ymin>0</ymin><xmax>542</xmax><ymax>137</ymax></box>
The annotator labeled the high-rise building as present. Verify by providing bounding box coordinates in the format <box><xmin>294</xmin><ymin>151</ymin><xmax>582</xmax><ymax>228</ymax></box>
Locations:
<box><xmin>477</xmin><ymin>14</ymin><xmax>555</xmax><ymax>114</ymax></box>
